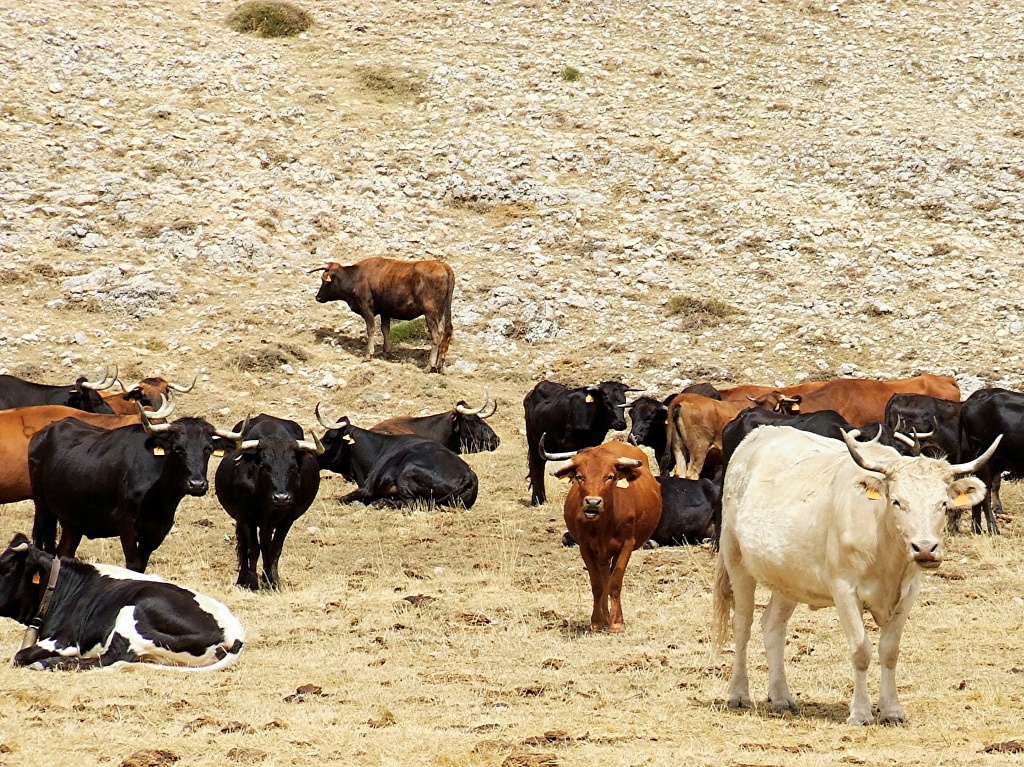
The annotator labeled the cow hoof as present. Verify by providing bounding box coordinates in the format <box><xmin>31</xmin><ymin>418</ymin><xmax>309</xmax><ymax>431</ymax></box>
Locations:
<box><xmin>878</xmin><ymin>706</ymin><xmax>906</xmax><ymax>725</ymax></box>
<box><xmin>769</xmin><ymin>699</ymin><xmax>799</xmax><ymax>714</ymax></box>
<box><xmin>727</xmin><ymin>696</ymin><xmax>751</xmax><ymax>710</ymax></box>
<box><xmin>608</xmin><ymin>624</ymin><xmax>624</xmax><ymax>634</ymax></box>
<box><xmin>846</xmin><ymin>710</ymin><xmax>874</xmax><ymax>726</ymax></box>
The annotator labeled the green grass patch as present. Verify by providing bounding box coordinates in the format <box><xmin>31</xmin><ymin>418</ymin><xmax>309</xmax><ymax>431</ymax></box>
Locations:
<box><xmin>227</xmin><ymin>1</ymin><xmax>312</xmax><ymax>38</ymax></box>
<box><xmin>560</xmin><ymin>66</ymin><xmax>582</xmax><ymax>82</ymax></box>
<box><xmin>390</xmin><ymin>317</ymin><xmax>429</xmax><ymax>344</ymax></box>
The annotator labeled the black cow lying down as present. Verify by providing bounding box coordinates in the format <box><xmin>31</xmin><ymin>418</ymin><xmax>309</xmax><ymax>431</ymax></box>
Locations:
<box><xmin>563</xmin><ymin>477</ymin><xmax>721</xmax><ymax>548</ymax></box>
<box><xmin>0</xmin><ymin>534</ymin><xmax>244</xmax><ymax>671</ymax></box>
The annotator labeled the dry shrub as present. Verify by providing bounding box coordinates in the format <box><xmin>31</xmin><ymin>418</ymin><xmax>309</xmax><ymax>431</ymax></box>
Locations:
<box><xmin>227</xmin><ymin>1</ymin><xmax>312</xmax><ymax>38</ymax></box>
<box><xmin>355</xmin><ymin>65</ymin><xmax>423</xmax><ymax>103</ymax></box>
<box><xmin>665</xmin><ymin>295</ymin><xmax>739</xmax><ymax>329</ymax></box>
<box><xmin>559</xmin><ymin>66</ymin><xmax>581</xmax><ymax>82</ymax></box>
<box><xmin>229</xmin><ymin>342</ymin><xmax>310</xmax><ymax>372</ymax></box>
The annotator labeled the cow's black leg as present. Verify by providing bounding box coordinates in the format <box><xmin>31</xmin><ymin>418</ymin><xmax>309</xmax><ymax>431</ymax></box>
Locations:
<box><xmin>988</xmin><ymin>472</ymin><xmax>1003</xmax><ymax>535</ymax></box>
<box><xmin>98</xmin><ymin>633</ymin><xmax>138</xmax><ymax>667</ymax></box>
<box><xmin>31</xmin><ymin>501</ymin><xmax>59</xmax><ymax>554</ymax></box>
<box><xmin>257</xmin><ymin>525</ymin><xmax>276</xmax><ymax>589</ymax></box>
<box><xmin>56</xmin><ymin>528</ymin><xmax>84</xmax><ymax>560</ymax></box>
<box><xmin>13</xmin><ymin>644</ymin><xmax>62</xmax><ymax>667</ymax></box>
<box><xmin>380</xmin><ymin>315</ymin><xmax>392</xmax><ymax>354</ymax></box>
<box><xmin>527</xmin><ymin>449</ymin><xmax>547</xmax><ymax>506</ymax></box>
<box><xmin>235</xmin><ymin>519</ymin><xmax>260</xmax><ymax>590</ymax></box>
<box><xmin>340</xmin><ymin>486</ymin><xmax>374</xmax><ymax>505</ymax></box>
<box><xmin>263</xmin><ymin>519</ymin><xmax>296</xmax><ymax>589</ymax></box>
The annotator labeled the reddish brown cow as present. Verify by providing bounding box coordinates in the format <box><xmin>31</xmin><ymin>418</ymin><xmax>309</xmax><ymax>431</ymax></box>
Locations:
<box><xmin>309</xmin><ymin>257</ymin><xmax>456</xmax><ymax>374</ymax></box>
<box><xmin>779</xmin><ymin>374</ymin><xmax>960</xmax><ymax>426</ymax></box>
<box><xmin>666</xmin><ymin>392</ymin><xmax>787</xmax><ymax>480</ymax></box>
<box><xmin>717</xmin><ymin>381</ymin><xmax>830</xmax><ymax>407</ymax></box>
<box><xmin>547</xmin><ymin>441</ymin><xmax>661</xmax><ymax>632</ymax></box>
<box><xmin>0</xmin><ymin>404</ymin><xmax>158</xmax><ymax>504</ymax></box>
<box><xmin>101</xmin><ymin>375</ymin><xmax>197</xmax><ymax>415</ymax></box>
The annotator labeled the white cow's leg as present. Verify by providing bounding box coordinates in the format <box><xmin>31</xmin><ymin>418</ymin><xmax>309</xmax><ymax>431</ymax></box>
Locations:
<box><xmin>833</xmin><ymin>583</ymin><xmax>873</xmax><ymax>725</ymax></box>
<box><xmin>762</xmin><ymin>593</ymin><xmax>798</xmax><ymax>713</ymax></box>
<box><xmin>877</xmin><ymin>579</ymin><xmax>920</xmax><ymax>725</ymax></box>
<box><xmin>727</xmin><ymin>564</ymin><xmax>757</xmax><ymax>709</ymax></box>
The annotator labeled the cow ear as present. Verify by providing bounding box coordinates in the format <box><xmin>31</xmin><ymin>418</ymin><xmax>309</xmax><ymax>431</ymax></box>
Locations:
<box><xmin>948</xmin><ymin>477</ymin><xmax>985</xmax><ymax>509</ymax></box>
<box><xmin>858</xmin><ymin>476</ymin><xmax>886</xmax><ymax>501</ymax></box>
<box><xmin>550</xmin><ymin>460</ymin><xmax>576</xmax><ymax>481</ymax></box>
<box><xmin>144</xmin><ymin>435</ymin><xmax>169</xmax><ymax>456</ymax></box>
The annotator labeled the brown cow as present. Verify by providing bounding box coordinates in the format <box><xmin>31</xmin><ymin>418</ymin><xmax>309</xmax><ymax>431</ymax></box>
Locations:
<box><xmin>667</xmin><ymin>392</ymin><xmax>787</xmax><ymax>480</ymax></box>
<box><xmin>718</xmin><ymin>381</ymin><xmax>830</xmax><ymax>408</ymax></box>
<box><xmin>546</xmin><ymin>441</ymin><xmax>661</xmax><ymax>632</ymax></box>
<box><xmin>779</xmin><ymin>374</ymin><xmax>960</xmax><ymax>426</ymax></box>
<box><xmin>0</xmin><ymin>401</ymin><xmax>168</xmax><ymax>504</ymax></box>
<box><xmin>102</xmin><ymin>375</ymin><xmax>197</xmax><ymax>415</ymax></box>
<box><xmin>309</xmin><ymin>257</ymin><xmax>455</xmax><ymax>374</ymax></box>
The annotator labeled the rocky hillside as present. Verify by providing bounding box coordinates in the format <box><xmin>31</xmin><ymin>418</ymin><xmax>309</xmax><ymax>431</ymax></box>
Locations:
<box><xmin>2</xmin><ymin>0</ymin><xmax>1023</xmax><ymax>412</ymax></box>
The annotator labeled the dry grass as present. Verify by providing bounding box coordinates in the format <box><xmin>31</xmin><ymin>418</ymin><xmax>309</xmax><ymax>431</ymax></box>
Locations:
<box><xmin>226</xmin><ymin>1</ymin><xmax>312</xmax><ymax>38</ymax></box>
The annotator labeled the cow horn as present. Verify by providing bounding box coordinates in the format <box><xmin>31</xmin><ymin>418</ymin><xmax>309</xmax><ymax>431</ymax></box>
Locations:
<box><xmin>914</xmin><ymin>429</ymin><xmax>934</xmax><ymax>439</ymax></box>
<box><xmin>113</xmin><ymin>377</ymin><xmax>128</xmax><ymax>393</ymax></box>
<box><xmin>315</xmin><ymin>403</ymin><xmax>349</xmax><ymax>430</ymax></box>
<box><xmin>627</xmin><ymin>434</ymin><xmax>638</xmax><ymax>446</ymax></box>
<box><xmin>893</xmin><ymin>431</ymin><xmax>916</xmax><ymax>448</ymax></box>
<box><xmin>479</xmin><ymin>395</ymin><xmax>498</xmax><ymax>420</ymax></box>
<box><xmin>296</xmin><ymin>430</ymin><xmax>326</xmax><ymax>455</ymax></box>
<box><xmin>948</xmin><ymin>435</ymin><xmax>1003</xmax><ymax>475</ymax></box>
<box><xmin>841</xmin><ymin>429</ymin><xmax>890</xmax><ymax>475</ymax></box>
<box><xmin>81</xmin><ymin>364</ymin><xmax>118</xmax><ymax>391</ymax></box>
<box><xmin>547</xmin><ymin>458</ymin><xmax>576</xmax><ymax>476</ymax></box>
<box><xmin>238</xmin><ymin>440</ymin><xmax>261</xmax><ymax>451</ymax></box>
<box><xmin>214</xmin><ymin>414</ymin><xmax>251</xmax><ymax>443</ymax></box>
<box><xmin>167</xmin><ymin>374</ymin><xmax>198</xmax><ymax>393</ymax></box>
<box><xmin>539</xmin><ymin>433</ymin><xmax>577</xmax><ymax>461</ymax></box>
<box><xmin>615</xmin><ymin>457</ymin><xmax>643</xmax><ymax>469</ymax></box>
<box><xmin>455</xmin><ymin>389</ymin><xmax>489</xmax><ymax>415</ymax></box>
<box><xmin>11</xmin><ymin>542</ymin><xmax>29</xmax><ymax>553</ymax></box>
<box><xmin>306</xmin><ymin>266</ymin><xmax>329</xmax><ymax>274</ymax></box>
<box><xmin>144</xmin><ymin>393</ymin><xmax>175</xmax><ymax>420</ymax></box>
<box><xmin>139</xmin><ymin>398</ymin><xmax>172</xmax><ymax>435</ymax></box>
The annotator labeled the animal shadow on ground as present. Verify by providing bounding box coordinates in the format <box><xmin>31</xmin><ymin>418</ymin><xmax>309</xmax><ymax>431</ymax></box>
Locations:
<box><xmin>558</xmin><ymin>619</ymin><xmax>611</xmax><ymax>639</ymax></box>
<box><xmin>311</xmin><ymin>326</ymin><xmax>432</xmax><ymax>368</ymax></box>
<box><xmin>709</xmin><ymin>697</ymin><xmax>854</xmax><ymax>724</ymax></box>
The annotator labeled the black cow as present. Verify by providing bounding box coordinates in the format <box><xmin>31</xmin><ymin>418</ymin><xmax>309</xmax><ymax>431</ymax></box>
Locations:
<box><xmin>626</xmin><ymin>384</ymin><xmax>721</xmax><ymax>475</ymax></box>
<box><xmin>562</xmin><ymin>476</ymin><xmax>721</xmax><ymax>548</ymax></box>
<box><xmin>959</xmin><ymin>388</ymin><xmax>1021</xmax><ymax>535</ymax></box>
<box><xmin>28</xmin><ymin>400</ymin><xmax>246</xmax><ymax>572</ymax></box>
<box><xmin>215</xmin><ymin>415</ymin><xmax>323</xmax><ymax>591</ymax></box>
<box><xmin>524</xmin><ymin>380</ymin><xmax>637</xmax><ymax>505</ymax></box>
<box><xmin>371</xmin><ymin>392</ymin><xmax>499</xmax><ymax>453</ymax></box>
<box><xmin>316</xmin><ymin>406</ymin><xmax>478</xmax><ymax>509</ymax></box>
<box><xmin>0</xmin><ymin>533</ymin><xmax>244</xmax><ymax>671</ymax></box>
<box><xmin>885</xmin><ymin>393</ymin><xmax>961</xmax><ymax>460</ymax></box>
<box><xmin>0</xmin><ymin>368</ymin><xmax>117</xmax><ymax>413</ymax></box>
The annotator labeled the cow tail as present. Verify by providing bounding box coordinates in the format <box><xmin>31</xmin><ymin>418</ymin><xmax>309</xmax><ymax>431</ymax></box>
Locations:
<box><xmin>711</xmin><ymin>553</ymin><xmax>733</xmax><ymax>653</ymax></box>
<box><xmin>666</xmin><ymin>403</ymin><xmax>685</xmax><ymax>477</ymax></box>
<box><xmin>436</xmin><ymin>267</ymin><xmax>455</xmax><ymax>370</ymax></box>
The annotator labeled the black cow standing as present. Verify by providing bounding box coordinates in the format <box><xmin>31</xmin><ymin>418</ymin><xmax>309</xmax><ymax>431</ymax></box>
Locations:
<box><xmin>524</xmin><ymin>380</ymin><xmax>636</xmax><ymax>506</ymax></box>
<box><xmin>0</xmin><ymin>368</ymin><xmax>117</xmax><ymax>412</ymax></box>
<box><xmin>0</xmin><ymin>534</ymin><xmax>245</xmax><ymax>671</ymax></box>
<box><xmin>28</xmin><ymin>401</ymin><xmax>246</xmax><ymax>572</ymax></box>
<box><xmin>316</xmin><ymin>406</ymin><xmax>479</xmax><ymax>509</ymax></box>
<box><xmin>371</xmin><ymin>392</ymin><xmax>499</xmax><ymax>453</ymax></box>
<box><xmin>885</xmin><ymin>393</ymin><xmax>962</xmax><ymax>460</ymax></box>
<box><xmin>215</xmin><ymin>415</ymin><xmax>323</xmax><ymax>590</ymax></box>
<box><xmin>959</xmin><ymin>388</ymin><xmax>1022</xmax><ymax>535</ymax></box>
<box><xmin>626</xmin><ymin>384</ymin><xmax>721</xmax><ymax>474</ymax></box>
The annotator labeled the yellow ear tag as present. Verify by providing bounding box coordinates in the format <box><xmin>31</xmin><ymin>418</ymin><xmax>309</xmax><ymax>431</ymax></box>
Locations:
<box><xmin>954</xmin><ymin>492</ymin><xmax>970</xmax><ymax>507</ymax></box>
<box><xmin>323</xmin><ymin>275</ymin><xmax>332</xmax><ymax>282</ymax></box>
<box><xmin>153</xmin><ymin>446</ymin><xmax>165</xmax><ymax>456</ymax></box>
<box><xmin>343</xmin><ymin>434</ymin><xmax>356</xmax><ymax>444</ymax></box>
<box><xmin>585</xmin><ymin>394</ymin><xmax>594</xmax><ymax>403</ymax></box>
<box><xmin>213</xmin><ymin>449</ymin><xmax>224</xmax><ymax>457</ymax></box>
<box><xmin>790</xmin><ymin>404</ymin><xmax>800</xmax><ymax>412</ymax></box>
<box><xmin>616</xmin><ymin>478</ymin><xmax>629</xmax><ymax>488</ymax></box>
<box><xmin>559</xmin><ymin>476</ymin><xmax>571</xmax><ymax>484</ymax></box>
<box><xmin>866</xmin><ymin>488</ymin><xmax>881</xmax><ymax>500</ymax></box>
<box><xmin>32</xmin><ymin>572</ymin><xmax>41</xmax><ymax>585</ymax></box>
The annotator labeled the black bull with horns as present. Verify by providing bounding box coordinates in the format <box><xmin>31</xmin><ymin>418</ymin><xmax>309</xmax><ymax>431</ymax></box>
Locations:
<box><xmin>28</xmin><ymin>398</ymin><xmax>248</xmax><ymax>572</ymax></box>
<box><xmin>524</xmin><ymin>380</ymin><xmax>639</xmax><ymax>506</ymax></box>
<box><xmin>370</xmin><ymin>391</ymin><xmax>499</xmax><ymax>453</ymax></box>
<box><xmin>0</xmin><ymin>366</ymin><xmax>119</xmax><ymax>413</ymax></box>
<box><xmin>316</xmin><ymin>405</ymin><xmax>479</xmax><ymax>509</ymax></box>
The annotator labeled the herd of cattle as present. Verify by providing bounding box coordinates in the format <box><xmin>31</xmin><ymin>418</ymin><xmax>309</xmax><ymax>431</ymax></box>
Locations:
<box><xmin>0</xmin><ymin>359</ymin><xmax>1020</xmax><ymax>723</ymax></box>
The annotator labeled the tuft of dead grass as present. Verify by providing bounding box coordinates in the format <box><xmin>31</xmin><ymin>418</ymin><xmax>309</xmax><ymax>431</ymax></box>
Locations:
<box><xmin>665</xmin><ymin>295</ymin><xmax>740</xmax><ymax>329</ymax></box>
<box><xmin>354</xmin><ymin>65</ymin><xmax>423</xmax><ymax>104</ymax></box>
<box><xmin>226</xmin><ymin>1</ymin><xmax>312</xmax><ymax>38</ymax></box>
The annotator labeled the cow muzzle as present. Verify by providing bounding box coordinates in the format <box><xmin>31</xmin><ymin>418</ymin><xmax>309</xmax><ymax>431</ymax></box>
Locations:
<box><xmin>582</xmin><ymin>496</ymin><xmax>603</xmax><ymax>518</ymax></box>
<box><xmin>910</xmin><ymin>538</ymin><xmax>942</xmax><ymax>569</ymax></box>
<box><xmin>271</xmin><ymin>492</ymin><xmax>293</xmax><ymax>508</ymax></box>
<box><xmin>186</xmin><ymin>478</ymin><xmax>209</xmax><ymax>496</ymax></box>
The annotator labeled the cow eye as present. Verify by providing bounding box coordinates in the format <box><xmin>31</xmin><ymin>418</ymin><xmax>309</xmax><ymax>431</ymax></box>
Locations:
<box><xmin>891</xmin><ymin>498</ymin><xmax>902</xmax><ymax>509</ymax></box>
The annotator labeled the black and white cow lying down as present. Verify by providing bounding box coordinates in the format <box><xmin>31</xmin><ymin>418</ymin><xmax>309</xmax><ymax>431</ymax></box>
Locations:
<box><xmin>0</xmin><ymin>534</ymin><xmax>244</xmax><ymax>671</ymax></box>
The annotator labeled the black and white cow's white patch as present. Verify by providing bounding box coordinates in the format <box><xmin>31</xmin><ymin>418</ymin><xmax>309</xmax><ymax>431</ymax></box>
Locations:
<box><xmin>0</xmin><ymin>534</ymin><xmax>244</xmax><ymax>671</ymax></box>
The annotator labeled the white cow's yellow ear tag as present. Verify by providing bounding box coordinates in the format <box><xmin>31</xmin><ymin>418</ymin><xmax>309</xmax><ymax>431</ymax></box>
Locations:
<box><xmin>866</xmin><ymin>487</ymin><xmax>881</xmax><ymax>500</ymax></box>
<box><xmin>153</xmin><ymin>446</ymin><xmax>165</xmax><ymax>456</ymax></box>
<box><xmin>954</xmin><ymin>492</ymin><xmax>970</xmax><ymax>507</ymax></box>
<box><xmin>616</xmin><ymin>478</ymin><xmax>630</xmax><ymax>488</ymax></box>
<box><xmin>213</xmin><ymin>449</ymin><xmax>224</xmax><ymax>457</ymax></box>
<box><xmin>343</xmin><ymin>434</ymin><xmax>356</xmax><ymax>444</ymax></box>
<box><xmin>32</xmin><ymin>572</ymin><xmax>41</xmax><ymax>585</ymax></box>
<box><xmin>585</xmin><ymin>394</ymin><xmax>594</xmax><ymax>403</ymax></box>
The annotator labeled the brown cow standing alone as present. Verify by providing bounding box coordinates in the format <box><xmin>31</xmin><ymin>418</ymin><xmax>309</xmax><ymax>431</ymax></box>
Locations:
<box><xmin>310</xmin><ymin>257</ymin><xmax>455</xmax><ymax>373</ymax></box>
<box><xmin>547</xmin><ymin>441</ymin><xmax>661</xmax><ymax>632</ymax></box>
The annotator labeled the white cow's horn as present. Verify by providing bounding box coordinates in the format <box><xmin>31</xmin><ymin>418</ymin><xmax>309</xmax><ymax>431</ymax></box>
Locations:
<box><xmin>841</xmin><ymin>429</ymin><xmax>890</xmax><ymax>475</ymax></box>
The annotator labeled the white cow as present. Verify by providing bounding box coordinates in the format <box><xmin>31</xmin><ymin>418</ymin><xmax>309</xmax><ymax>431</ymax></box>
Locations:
<box><xmin>713</xmin><ymin>426</ymin><xmax>999</xmax><ymax>725</ymax></box>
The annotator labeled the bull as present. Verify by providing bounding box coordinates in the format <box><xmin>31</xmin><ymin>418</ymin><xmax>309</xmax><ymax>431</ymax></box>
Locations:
<box><xmin>371</xmin><ymin>391</ymin><xmax>499</xmax><ymax>453</ymax></box>
<box><xmin>215</xmin><ymin>415</ymin><xmax>324</xmax><ymax>590</ymax></box>
<box><xmin>102</xmin><ymin>374</ymin><xmax>197</xmax><ymax>414</ymax></box>
<box><xmin>714</xmin><ymin>425</ymin><xmax>998</xmax><ymax>724</ymax></box>
<box><xmin>309</xmin><ymin>257</ymin><xmax>455</xmax><ymax>373</ymax></box>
